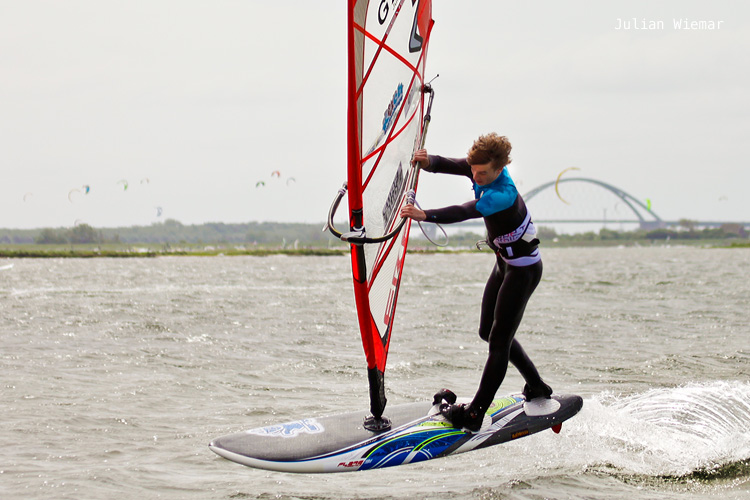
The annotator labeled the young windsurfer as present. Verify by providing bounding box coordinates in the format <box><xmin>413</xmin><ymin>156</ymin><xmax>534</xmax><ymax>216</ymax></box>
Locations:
<box><xmin>400</xmin><ymin>133</ymin><xmax>552</xmax><ymax>432</ymax></box>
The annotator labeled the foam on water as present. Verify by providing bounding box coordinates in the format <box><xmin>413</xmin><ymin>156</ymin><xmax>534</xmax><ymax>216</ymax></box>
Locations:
<box><xmin>550</xmin><ymin>381</ymin><xmax>750</xmax><ymax>479</ymax></box>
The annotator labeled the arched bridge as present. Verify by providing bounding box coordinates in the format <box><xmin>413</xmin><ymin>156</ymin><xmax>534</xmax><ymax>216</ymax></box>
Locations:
<box><xmin>523</xmin><ymin>177</ymin><xmax>665</xmax><ymax>230</ymax></box>
<box><xmin>448</xmin><ymin>177</ymin><xmax>745</xmax><ymax>232</ymax></box>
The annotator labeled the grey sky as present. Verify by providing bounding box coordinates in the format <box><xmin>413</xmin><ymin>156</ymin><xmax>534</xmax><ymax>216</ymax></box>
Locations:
<box><xmin>2</xmin><ymin>1</ymin><xmax>748</xmax><ymax>229</ymax></box>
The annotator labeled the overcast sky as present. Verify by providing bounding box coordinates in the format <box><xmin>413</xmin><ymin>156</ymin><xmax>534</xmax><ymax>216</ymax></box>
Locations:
<box><xmin>2</xmin><ymin>1</ymin><xmax>748</xmax><ymax>229</ymax></box>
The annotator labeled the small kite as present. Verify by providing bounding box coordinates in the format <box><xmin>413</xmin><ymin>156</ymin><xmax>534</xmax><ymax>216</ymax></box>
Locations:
<box><xmin>68</xmin><ymin>188</ymin><xmax>82</xmax><ymax>203</ymax></box>
<box><xmin>554</xmin><ymin>167</ymin><xmax>580</xmax><ymax>205</ymax></box>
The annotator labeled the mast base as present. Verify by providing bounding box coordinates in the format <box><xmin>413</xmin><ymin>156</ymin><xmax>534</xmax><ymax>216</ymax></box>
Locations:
<box><xmin>363</xmin><ymin>415</ymin><xmax>392</xmax><ymax>432</ymax></box>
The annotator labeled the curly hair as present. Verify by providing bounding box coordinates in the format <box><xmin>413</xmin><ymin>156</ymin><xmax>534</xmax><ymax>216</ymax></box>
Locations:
<box><xmin>467</xmin><ymin>133</ymin><xmax>512</xmax><ymax>170</ymax></box>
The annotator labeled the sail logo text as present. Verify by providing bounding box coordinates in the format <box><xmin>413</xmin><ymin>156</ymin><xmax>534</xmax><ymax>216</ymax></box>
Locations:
<box><xmin>382</xmin><ymin>162</ymin><xmax>405</xmax><ymax>229</ymax></box>
<box><xmin>382</xmin><ymin>83</ymin><xmax>404</xmax><ymax>133</ymax></box>
<box><xmin>408</xmin><ymin>0</ymin><xmax>424</xmax><ymax>52</ymax></box>
<box><xmin>377</xmin><ymin>0</ymin><xmax>399</xmax><ymax>25</ymax></box>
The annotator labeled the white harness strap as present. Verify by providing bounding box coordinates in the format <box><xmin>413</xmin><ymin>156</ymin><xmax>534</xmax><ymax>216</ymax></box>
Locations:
<box><xmin>492</xmin><ymin>212</ymin><xmax>541</xmax><ymax>267</ymax></box>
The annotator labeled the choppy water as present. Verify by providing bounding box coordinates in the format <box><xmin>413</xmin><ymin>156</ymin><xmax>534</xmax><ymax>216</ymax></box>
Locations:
<box><xmin>1</xmin><ymin>247</ymin><xmax>749</xmax><ymax>499</ymax></box>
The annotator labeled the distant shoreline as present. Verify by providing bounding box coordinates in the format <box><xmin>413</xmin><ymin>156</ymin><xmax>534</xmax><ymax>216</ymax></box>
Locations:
<box><xmin>0</xmin><ymin>247</ymin><xmax>349</xmax><ymax>259</ymax></box>
<box><xmin>1</xmin><ymin>240</ymin><xmax>747</xmax><ymax>259</ymax></box>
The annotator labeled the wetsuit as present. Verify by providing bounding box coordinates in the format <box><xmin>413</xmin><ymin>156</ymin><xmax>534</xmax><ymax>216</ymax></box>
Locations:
<box><xmin>422</xmin><ymin>155</ymin><xmax>551</xmax><ymax>416</ymax></box>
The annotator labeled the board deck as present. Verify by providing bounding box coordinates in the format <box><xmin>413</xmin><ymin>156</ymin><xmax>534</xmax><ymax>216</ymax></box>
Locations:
<box><xmin>209</xmin><ymin>393</ymin><xmax>583</xmax><ymax>473</ymax></box>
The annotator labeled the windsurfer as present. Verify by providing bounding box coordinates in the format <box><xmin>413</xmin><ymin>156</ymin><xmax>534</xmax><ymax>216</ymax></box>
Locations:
<box><xmin>400</xmin><ymin>133</ymin><xmax>552</xmax><ymax>432</ymax></box>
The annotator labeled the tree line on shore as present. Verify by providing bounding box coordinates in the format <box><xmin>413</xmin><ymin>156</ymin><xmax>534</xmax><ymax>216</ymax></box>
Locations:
<box><xmin>0</xmin><ymin>219</ymin><xmax>747</xmax><ymax>247</ymax></box>
<box><xmin>0</xmin><ymin>220</ymin><xmax>339</xmax><ymax>246</ymax></box>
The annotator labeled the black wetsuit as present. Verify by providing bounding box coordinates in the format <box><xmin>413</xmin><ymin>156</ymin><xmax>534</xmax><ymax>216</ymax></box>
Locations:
<box><xmin>422</xmin><ymin>155</ymin><xmax>550</xmax><ymax>414</ymax></box>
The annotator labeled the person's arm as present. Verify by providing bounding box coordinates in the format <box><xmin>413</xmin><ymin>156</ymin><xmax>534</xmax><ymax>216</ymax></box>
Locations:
<box><xmin>424</xmin><ymin>200</ymin><xmax>483</xmax><ymax>224</ymax></box>
<box><xmin>423</xmin><ymin>154</ymin><xmax>473</xmax><ymax>180</ymax></box>
<box><xmin>401</xmin><ymin>200</ymin><xmax>482</xmax><ymax>224</ymax></box>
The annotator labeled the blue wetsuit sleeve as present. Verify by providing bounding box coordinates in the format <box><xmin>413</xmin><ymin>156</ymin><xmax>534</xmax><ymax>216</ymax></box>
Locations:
<box><xmin>423</xmin><ymin>200</ymin><xmax>483</xmax><ymax>224</ymax></box>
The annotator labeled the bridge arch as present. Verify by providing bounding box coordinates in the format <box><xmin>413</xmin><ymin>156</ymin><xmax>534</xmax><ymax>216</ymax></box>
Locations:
<box><xmin>523</xmin><ymin>177</ymin><xmax>664</xmax><ymax>229</ymax></box>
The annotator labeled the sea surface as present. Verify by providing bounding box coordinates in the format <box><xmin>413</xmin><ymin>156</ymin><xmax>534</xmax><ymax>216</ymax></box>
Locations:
<box><xmin>1</xmin><ymin>246</ymin><xmax>749</xmax><ymax>499</ymax></box>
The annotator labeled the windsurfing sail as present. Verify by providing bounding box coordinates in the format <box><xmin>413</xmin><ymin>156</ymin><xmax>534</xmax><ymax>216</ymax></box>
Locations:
<box><xmin>328</xmin><ymin>0</ymin><xmax>435</xmax><ymax>428</ymax></box>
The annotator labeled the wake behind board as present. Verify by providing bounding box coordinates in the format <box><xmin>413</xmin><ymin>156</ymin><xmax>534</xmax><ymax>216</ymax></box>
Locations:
<box><xmin>209</xmin><ymin>393</ymin><xmax>583</xmax><ymax>473</ymax></box>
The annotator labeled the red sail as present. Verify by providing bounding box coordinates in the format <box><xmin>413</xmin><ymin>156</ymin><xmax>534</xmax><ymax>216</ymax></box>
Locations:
<box><xmin>346</xmin><ymin>0</ymin><xmax>434</xmax><ymax>419</ymax></box>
